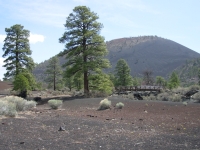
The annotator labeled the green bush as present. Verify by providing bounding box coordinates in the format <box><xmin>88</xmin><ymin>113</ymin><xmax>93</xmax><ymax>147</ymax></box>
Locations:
<box><xmin>98</xmin><ymin>98</ymin><xmax>111</xmax><ymax>110</ymax></box>
<box><xmin>116</xmin><ymin>102</ymin><xmax>124</xmax><ymax>109</ymax></box>
<box><xmin>48</xmin><ymin>99</ymin><xmax>63</xmax><ymax>109</ymax></box>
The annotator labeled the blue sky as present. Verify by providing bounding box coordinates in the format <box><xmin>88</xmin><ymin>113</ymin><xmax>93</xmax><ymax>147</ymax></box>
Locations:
<box><xmin>0</xmin><ymin>0</ymin><xmax>200</xmax><ymax>80</ymax></box>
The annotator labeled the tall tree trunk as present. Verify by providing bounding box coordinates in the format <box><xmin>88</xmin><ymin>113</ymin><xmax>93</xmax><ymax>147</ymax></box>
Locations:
<box><xmin>16</xmin><ymin>38</ymin><xmax>19</xmax><ymax>76</ymax></box>
<box><xmin>54</xmin><ymin>65</ymin><xmax>56</xmax><ymax>91</ymax></box>
<box><xmin>82</xmin><ymin>36</ymin><xmax>89</xmax><ymax>96</ymax></box>
<box><xmin>16</xmin><ymin>52</ymin><xmax>19</xmax><ymax>75</ymax></box>
<box><xmin>83</xmin><ymin>54</ymin><xmax>89</xmax><ymax>95</ymax></box>
<box><xmin>84</xmin><ymin>72</ymin><xmax>89</xmax><ymax>95</ymax></box>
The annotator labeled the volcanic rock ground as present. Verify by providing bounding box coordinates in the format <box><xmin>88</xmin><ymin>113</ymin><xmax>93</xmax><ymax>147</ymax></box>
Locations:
<box><xmin>0</xmin><ymin>96</ymin><xmax>200</xmax><ymax>150</ymax></box>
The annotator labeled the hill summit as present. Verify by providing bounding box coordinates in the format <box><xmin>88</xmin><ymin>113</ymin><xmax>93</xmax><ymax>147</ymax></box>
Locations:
<box><xmin>33</xmin><ymin>36</ymin><xmax>200</xmax><ymax>80</ymax></box>
<box><xmin>106</xmin><ymin>36</ymin><xmax>200</xmax><ymax>77</ymax></box>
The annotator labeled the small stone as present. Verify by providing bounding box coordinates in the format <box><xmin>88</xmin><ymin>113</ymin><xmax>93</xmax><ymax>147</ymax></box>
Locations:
<box><xmin>58</xmin><ymin>126</ymin><xmax>65</xmax><ymax>131</ymax></box>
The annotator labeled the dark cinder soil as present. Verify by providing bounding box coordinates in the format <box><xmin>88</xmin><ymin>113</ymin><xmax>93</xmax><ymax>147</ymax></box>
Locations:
<box><xmin>0</xmin><ymin>96</ymin><xmax>200</xmax><ymax>150</ymax></box>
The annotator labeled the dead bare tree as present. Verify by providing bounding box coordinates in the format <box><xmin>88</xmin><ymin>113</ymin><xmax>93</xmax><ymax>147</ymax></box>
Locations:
<box><xmin>143</xmin><ymin>70</ymin><xmax>154</xmax><ymax>85</ymax></box>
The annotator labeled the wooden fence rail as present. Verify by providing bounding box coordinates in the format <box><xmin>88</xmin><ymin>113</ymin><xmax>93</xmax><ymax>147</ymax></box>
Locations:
<box><xmin>115</xmin><ymin>86</ymin><xmax>162</xmax><ymax>93</ymax></box>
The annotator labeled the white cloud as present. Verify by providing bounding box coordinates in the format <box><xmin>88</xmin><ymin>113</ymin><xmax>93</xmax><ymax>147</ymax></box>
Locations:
<box><xmin>2</xmin><ymin>0</ymin><xmax>72</xmax><ymax>28</ymax></box>
<box><xmin>29</xmin><ymin>33</ymin><xmax>45</xmax><ymax>44</ymax></box>
<box><xmin>0</xmin><ymin>0</ymin><xmax>160</xmax><ymax>28</ymax></box>
<box><xmin>0</xmin><ymin>35</ymin><xmax>6</xmax><ymax>44</ymax></box>
<box><xmin>0</xmin><ymin>33</ymin><xmax>44</xmax><ymax>44</ymax></box>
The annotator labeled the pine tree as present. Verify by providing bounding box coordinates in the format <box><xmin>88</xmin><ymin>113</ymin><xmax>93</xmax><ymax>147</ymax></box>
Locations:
<box><xmin>45</xmin><ymin>56</ymin><xmax>63</xmax><ymax>91</ymax></box>
<box><xmin>156</xmin><ymin>76</ymin><xmax>166</xmax><ymax>87</ymax></box>
<box><xmin>198</xmin><ymin>69</ymin><xmax>200</xmax><ymax>85</ymax></box>
<box><xmin>89</xmin><ymin>71</ymin><xmax>114</xmax><ymax>95</ymax></box>
<box><xmin>59</xmin><ymin>6</ymin><xmax>110</xmax><ymax>95</ymax></box>
<box><xmin>168</xmin><ymin>72</ymin><xmax>180</xmax><ymax>89</ymax></box>
<box><xmin>2</xmin><ymin>24</ymin><xmax>34</xmax><ymax>79</ymax></box>
<box><xmin>114</xmin><ymin>59</ymin><xmax>133</xmax><ymax>86</ymax></box>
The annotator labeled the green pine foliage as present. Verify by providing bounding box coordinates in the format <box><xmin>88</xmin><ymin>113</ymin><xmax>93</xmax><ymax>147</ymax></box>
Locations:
<box><xmin>156</xmin><ymin>76</ymin><xmax>167</xmax><ymax>87</ymax></box>
<box><xmin>198</xmin><ymin>69</ymin><xmax>200</xmax><ymax>85</ymax></box>
<box><xmin>114</xmin><ymin>59</ymin><xmax>133</xmax><ymax>86</ymax></box>
<box><xmin>45</xmin><ymin>56</ymin><xmax>63</xmax><ymax>91</ymax></box>
<box><xmin>2</xmin><ymin>24</ymin><xmax>34</xmax><ymax>79</ymax></box>
<box><xmin>168</xmin><ymin>72</ymin><xmax>180</xmax><ymax>89</ymax></box>
<box><xmin>59</xmin><ymin>6</ymin><xmax>110</xmax><ymax>95</ymax></box>
<box><xmin>89</xmin><ymin>71</ymin><xmax>114</xmax><ymax>95</ymax></box>
<box><xmin>63</xmin><ymin>67</ymin><xmax>84</xmax><ymax>91</ymax></box>
<box><xmin>13</xmin><ymin>73</ymin><xmax>30</xmax><ymax>92</ymax></box>
<box><xmin>73</xmin><ymin>73</ymin><xmax>83</xmax><ymax>91</ymax></box>
<box><xmin>132</xmin><ymin>77</ymin><xmax>142</xmax><ymax>86</ymax></box>
<box><xmin>21</xmin><ymin>69</ymin><xmax>40</xmax><ymax>90</ymax></box>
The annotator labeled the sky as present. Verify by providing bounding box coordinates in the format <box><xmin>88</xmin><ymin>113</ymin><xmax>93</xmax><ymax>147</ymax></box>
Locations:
<box><xmin>0</xmin><ymin>0</ymin><xmax>200</xmax><ymax>80</ymax></box>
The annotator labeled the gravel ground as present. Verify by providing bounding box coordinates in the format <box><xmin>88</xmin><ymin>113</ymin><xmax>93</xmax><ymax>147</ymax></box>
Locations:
<box><xmin>0</xmin><ymin>96</ymin><xmax>200</xmax><ymax>150</ymax></box>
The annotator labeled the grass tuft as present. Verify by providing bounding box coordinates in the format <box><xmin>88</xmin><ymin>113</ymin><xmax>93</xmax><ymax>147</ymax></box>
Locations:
<box><xmin>116</xmin><ymin>102</ymin><xmax>124</xmax><ymax>109</ymax></box>
<box><xmin>48</xmin><ymin>99</ymin><xmax>63</xmax><ymax>109</ymax></box>
<box><xmin>98</xmin><ymin>98</ymin><xmax>111</xmax><ymax>110</ymax></box>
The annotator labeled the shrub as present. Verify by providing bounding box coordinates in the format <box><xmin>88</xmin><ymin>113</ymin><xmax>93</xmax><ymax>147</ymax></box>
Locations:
<box><xmin>116</xmin><ymin>102</ymin><xmax>124</xmax><ymax>109</ymax></box>
<box><xmin>1</xmin><ymin>96</ymin><xmax>36</xmax><ymax>111</ymax></box>
<box><xmin>188</xmin><ymin>85</ymin><xmax>200</xmax><ymax>91</ymax></box>
<box><xmin>0</xmin><ymin>101</ymin><xmax>17</xmax><ymax>117</ymax></box>
<box><xmin>48</xmin><ymin>99</ymin><xmax>63</xmax><ymax>109</ymax></box>
<box><xmin>98</xmin><ymin>98</ymin><xmax>111</xmax><ymax>110</ymax></box>
<box><xmin>51</xmin><ymin>91</ymin><xmax>61</xmax><ymax>96</ymax></box>
<box><xmin>182</xmin><ymin>102</ymin><xmax>188</xmax><ymax>106</ymax></box>
<box><xmin>121</xmin><ymin>93</ymin><xmax>136</xmax><ymax>100</ymax></box>
<box><xmin>157</xmin><ymin>92</ymin><xmax>171</xmax><ymax>101</ymax></box>
<box><xmin>149</xmin><ymin>94</ymin><xmax>157</xmax><ymax>101</ymax></box>
<box><xmin>172</xmin><ymin>87</ymin><xmax>188</xmax><ymax>95</ymax></box>
<box><xmin>171</xmin><ymin>94</ymin><xmax>182</xmax><ymax>102</ymax></box>
<box><xmin>6</xmin><ymin>102</ymin><xmax>17</xmax><ymax>117</ymax></box>
<box><xmin>193</xmin><ymin>92</ymin><xmax>200</xmax><ymax>102</ymax></box>
<box><xmin>24</xmin><ymin>101</ymin><xmax>37</xmax><ymax>110</ymax></box>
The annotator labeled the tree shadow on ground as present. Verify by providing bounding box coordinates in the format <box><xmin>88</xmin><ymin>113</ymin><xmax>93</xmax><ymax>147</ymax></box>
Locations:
<box><xmin>35</xmin><ymin>95</ymin><xmax>85</xmax><ymax>105</ymax></box>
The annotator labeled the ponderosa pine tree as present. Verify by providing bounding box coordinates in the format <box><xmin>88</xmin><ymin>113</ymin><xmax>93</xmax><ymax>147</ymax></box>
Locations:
<box><xmin>198</xmin><ymin>69</ymin><xmax>200</xmax><ymax>85</ymax></box>
<box><xmin>168</xmin><ymin>72</ymin><xmax>180</xmax><ymax>89</ymax></box>
<box><xmin>59</xmin><ymin>6</ymin><xmax>110</xmax><ymax>95</ymax></box>
<box><xmin>45</xmin><ymin>56</ymin><xmax>63</xmax><ymax>91</ymax></box>
<box><xmin>2</xmin><ymin>24</ymin><xmax>34</xmax><ymax>79</ymax></box>
<box><xmin>114</xmin><ymin>59</ymin><xmax>133</xmax><ymax>86</ymax></box>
